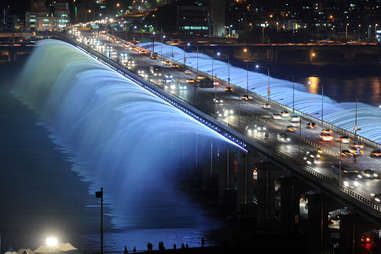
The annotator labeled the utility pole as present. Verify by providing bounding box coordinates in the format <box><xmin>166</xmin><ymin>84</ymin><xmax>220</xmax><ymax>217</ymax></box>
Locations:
<box><xmin>96</xmin><ymin>188</ymin><xmax>104</xmax><ymax>254</ymax></box>
<box><xmin>321</xmin><ymin>85</ymin><xmax>324</xmax><ymax>122</ymax></box>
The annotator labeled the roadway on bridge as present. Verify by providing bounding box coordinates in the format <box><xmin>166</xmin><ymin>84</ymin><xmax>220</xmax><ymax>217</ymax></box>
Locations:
<box><xmin>68</xmin><ymin>28</ymin><xmax>381</xmax><ymax>208</ymax></box>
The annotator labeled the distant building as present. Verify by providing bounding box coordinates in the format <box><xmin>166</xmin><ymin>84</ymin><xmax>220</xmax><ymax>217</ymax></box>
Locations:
<box><xmin>54</xmin><ymin>0</ymin><xmax>70</xmax><ymax>30</ymax></box>
<box><xmin>209</xmin><ymin>0</ymin><xmax>226</xmax><ymax>37</ymax></box>
<box><xmin>177</xmin><ymin>4</ymin><xmax>210</xmax><ymax>36</ymax></box>
<box><xmin>25</xmin><ymin>0</ymin><xmax>70</xmax><ymax>32</ymax></box>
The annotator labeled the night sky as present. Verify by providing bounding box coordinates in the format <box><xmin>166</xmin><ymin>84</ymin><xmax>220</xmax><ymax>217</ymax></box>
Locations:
<box><xmin>1</xmin><ymin>0</ymin><xmax>30</xmax><ymax>14</ymax></box>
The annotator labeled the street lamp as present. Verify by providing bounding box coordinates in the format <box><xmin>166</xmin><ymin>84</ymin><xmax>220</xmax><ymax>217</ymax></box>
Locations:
<box><xmin>321</xmin><ymin>85</ymin><xmax>324</xmax><ymax>122</ymax></box>
<box><xmin>216</xmin><ymin>51</ymin><xmax>231</xmax><ymax>91</ymax></box>
<box><xmin>184</xmin><ymin>42</ymin><xmax>190</xmax><ymax>65</ymax></box>
<box><xmin>152</xmin><ymin>31</ymin><xmax>156</xmax><ymax>55</ymax></box>
<box><xmin>345</xmin><ymin>23</ymin><xmax>349</xmax><ymax>42</ymax></box>
<box><xmin>46</xmin><ymin>237</ymin><xmax>58</xmax><ymax>248</ymax></box>
<box><xmin>375</xmin><ymin>24</ymin><xmax>379</xmax><ymax>42</ymax></box>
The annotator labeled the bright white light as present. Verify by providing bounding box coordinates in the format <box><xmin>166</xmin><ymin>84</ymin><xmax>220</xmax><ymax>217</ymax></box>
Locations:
<box><xmin>46</xmin><ymin>237</ymin><xmax>58</xmax><ymax>247</ymax></box>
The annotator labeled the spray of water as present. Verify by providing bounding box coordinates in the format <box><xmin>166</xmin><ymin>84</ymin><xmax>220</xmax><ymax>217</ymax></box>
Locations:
<box><xmin>139</xmin><ymin>42</ymin><xmax>381</xmax><ymax>144</ymax></box>
<box><xmin>12</xmin><ymin>40</ymin><xmax>232</xmax><ymax>236</ymax></box>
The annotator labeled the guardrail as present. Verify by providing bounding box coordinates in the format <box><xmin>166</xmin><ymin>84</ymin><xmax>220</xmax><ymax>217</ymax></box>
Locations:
<box><xmin>59</xmin><ymin>33</ymin><xmax>381</xmax><ymax>222</ymax></box>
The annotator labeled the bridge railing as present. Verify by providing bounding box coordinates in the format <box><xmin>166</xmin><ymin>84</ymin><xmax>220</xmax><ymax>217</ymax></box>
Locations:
<box><xmin>59</xmin><ymin>32</ymin><xmax>381</xmax><ymax>220</ymax></box>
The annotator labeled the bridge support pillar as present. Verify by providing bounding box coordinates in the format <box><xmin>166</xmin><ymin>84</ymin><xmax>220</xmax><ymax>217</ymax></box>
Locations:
<box><xmin>235</xmin><ymin>151</ymin><xmax>250</xmax><ymax>214</ymax></box>
<box><xmin>280</xmin><ymin>177</ymin><xmax>300</xmax><ymax>234</ymax></box>
<box><xmin>307</xmin><ymin>193</ymin><xmax>328</xmax><ymax>251</ymax></box>
<box><xmin>339</xmin><ymin>214</ymin><xmax>375</xmax><ymax>254</ymax></box>
<box><xmin>255</xmin><ymin>162</ymin><xmax>277</xmax><ymax>226</ymax></box>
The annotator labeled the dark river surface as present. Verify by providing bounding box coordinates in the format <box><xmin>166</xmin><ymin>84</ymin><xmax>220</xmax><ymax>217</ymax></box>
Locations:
<box><xmin>1</xmin><ymin>49</ymin><xmax>380</xmax><ymax>252</ymax></box>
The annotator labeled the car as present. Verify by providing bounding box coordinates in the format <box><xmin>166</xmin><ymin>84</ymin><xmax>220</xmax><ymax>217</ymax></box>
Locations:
<box><xmin>352</xmin><ymin>142</ymin><xmax>365</xmax><ymax>149</ymax></box>
<box><xmin>371</xmin><ymin>193</ymin><xmax>381</xmax><ymax>203</ymax></box>
<box><xmin>306</xmin><ymin>122</ymin><xmax>317</xmax><ymax>129</ymax></box>
<box><xmin>343</xmin><ymin>179</ymin><xmax>360</xmax><ymax>189</ymax></box>
<box><xmin>358</xmin><ymin>169</ymin><xmax>378</xmax><ymax>179</ymax></box>
<box><xmin>163</xmin><ymin>60</ymin><xmax>172</xmax><ymax>66</ymax></box>
<box><xmin>305</xmin><ymin>150</ymin><xmax>321</xmax><ymax>160</ymax></box>
<box><xmin>287</xmin><ymin>125</ymin><xmax>297</xmax><ymax>132</ymax></box>
<box><xmin>241</xmin><ymin>94</ymin><xmax>252</xmax><ymax>101</ymax></box>
<box><xmin>246</xmin><ymin>124</ymin><xmax>266</xmax><ymax>134</ymax></box>
<box><xmin>273</xmin><ymin>113</ymin><xmax>282</xmax><ymax>120</ymax></box>
<box><xmin>304</xmin><ymin>156</ymin><xmax>316</xmax><ymax>165</ymax></box>
<box><xmin>321</xmin><ymin>128</ymin><xmax>333</xmax><ymax>134</ymax></box>
<box><xmin>280</xmin><ymin>111</ymin><xmax>290</xmax><ymax>118</ymax></box>
<box><xmin>341</xmin><ymin>149</ymin><xmax>354</xmax><ymax>157</ymax></box>
<box><xmin>331</xmin><ymin>164</ymin><xmax>358</xmax><ymax>176</ymax></box>
<box><xmin>225</xmin><ymin>86</ymin><xmax>233</xmax><ymax>92</ymax></box>
<box><xmin>164</xmin><ymin>84</ymin><xmax>176</xmax><ymax>90</ymax></box>
<box><xmin>290</xmin><ymin>115</ymin><xmax>300</xmax><ymax>123</ymax></box>
<box><xmin>349</xmin><ymin>146</ymin><xmax>364</xmax><ymax>155</ymax></box>
<box><xmin>178</xmin><ymin>83</ymin><xmax>187</xmax><ymax>90</ymax></box>
<box><xmin>277</xmin><ymin>133</ymin><xmax>291</xmax><ymax>143</ymax></box>
<box><xmin>212</xmin><ymin>98</ymin><xmax>223</xmax><ymax>104</ymax></box>
<box><xmin>150</xmin><ymin>53</ymin><xmax>158</xmax><ymax>60</ymax></box>
<box><xmin>127</xmin><ymin>59</ymin><xmax>136</xmax><ymax>66</ymax></box>
<box><xmin>370</xmin><ymin>149</ymin><xmax>381</xmax><ymax>158</ymax></box>
<box><xmin>253</xmin><ymin>124</ymin><xmax>267</xmax><ymax>132</ymax></box>
<box><xmin>172</xmin><ymin>63</ymin><xmax>180</xmax><ymax>69</ymax></box>
<box><xmin>263</xmin><ymin>103</ymin><xmax>271</xmax><ymax>109</ymax></box>
<box><xmin>342</xmin><ymin>168</ymin><xmax>359</xmax><ymax>175</ymax></box>
<box><xmin>320</xmin><ymin>133</ymin><xmax>334</xmax><ymax>142</ymax></box>
<box><xmin>184</xmin><ymin>70</ymin><xmax>192</xmax><ymax>75</ymax></box>
<box><xmin>217</xmin><ymin>108</ymin><xmax>234</xmax><ymax>117</ymax></box>
<box><xmin>213</xmin><ymin>80</ymin><xmax>221</xmax><ymax>86</ymax></box>
<box><xmin>339</xmin><ymin>136</ymin><xmax>351</xmax><ymax>144</ymax></box>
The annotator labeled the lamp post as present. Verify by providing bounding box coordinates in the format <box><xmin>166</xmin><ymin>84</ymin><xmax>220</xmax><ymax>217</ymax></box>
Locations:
<box><xmin>267</xmin><ymin>67</ymin><xmax>271</xmax><ymax>102</ymax></box>
<box><xmin>184</xmin><ymin>42</ymin><xmax>190</xmax><ymax>65</ymax></box>
<box><xmin>345</xmin><ymin>23</ymin><xmax>349</xmax><ymax>42</ymax></box>
<box><xmin>95</xmin><ymin>188</ymin><xmax>104</xmax><ymax>254</ymax></box>
<box><xmin>321</xmin><ymin>85</ymin><xmax>324</xmax><ymax>122</ymax></box>
<box><xmin>375</xmin><ymin>24</ymin><xmax>379</xmax><ymax>42</ymax></box>
<box><xmin>196</xmin><ymin>45</ymin><xmax>199</xmax><ymax>74</ymax></box>
<box><xmin>216</xmin><ymin>51</ymin><xmax>231</xmax><ymax>90</ymax></box>
<box><xmin>292</xmin><ymin>78</ymin><xmax>295</xmax><ymax>113</ymax></box>
<box><xmin>243</xmin><ymin>48</ymin><xmax>249</xmax><ymax>98</ymax></box>
<box><xmin>152</xmin><ymin>31</ymin><xmax>156</xmax><ymax>55</ymax></box>
<box><xmin>354</xmin><ymin>98</ymin><xmax>359</xmax><ymax>138</ymax></box>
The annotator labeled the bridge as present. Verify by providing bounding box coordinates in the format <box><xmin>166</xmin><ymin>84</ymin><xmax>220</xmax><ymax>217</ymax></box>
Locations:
<box><xmin>53</xmin><ymin>28</ymin><xmax>381</xmax><ymax>251</ymax></box>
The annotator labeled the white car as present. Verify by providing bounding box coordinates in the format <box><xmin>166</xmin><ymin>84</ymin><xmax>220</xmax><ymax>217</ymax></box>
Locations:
<box><xmin>273</xmin><ymin>113</ymin><xmax>282</xmax><ymax>120</ymax></box>
<box><xmin>343</xmin><ymin>179</ymin><xmax>360</xmax><ymax>189</ymax></box>
<box><xmin>213</xmin><ymin>98</ymin><xmax>224</xmax><ymax>104</ymax></box>
<box><xmin>277</xmin><ymin>133</ymin><xmax>291</xmax><ymax>143</ymax></box>
<box><xmin>358</xmin><ymin>169</ymin><xmax>378</xmax><ymax>179</ymax></box>
<box><xmin>290</xmin><ymin>115</ymin><xmax>300</xmax><ymax>123</ymax></box>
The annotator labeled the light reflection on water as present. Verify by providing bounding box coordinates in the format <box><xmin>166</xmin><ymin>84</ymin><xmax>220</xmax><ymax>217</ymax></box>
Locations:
<box><xmin>306</xmin><ymin>76</ymin><xmax>320</xmax><ymax>94</ymax></box>
<box><xmin>301</xmin><ymin>75</ymin><xmax>381</xmax><ymax>106</ymax></box>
